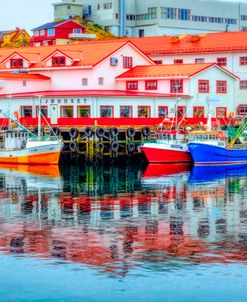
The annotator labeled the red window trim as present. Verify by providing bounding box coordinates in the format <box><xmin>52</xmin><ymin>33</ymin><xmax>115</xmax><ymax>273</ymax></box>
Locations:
<box><xmin>52</xmin><ymin>56</ymin><xmax>66</xmax><ymax>67</ymax></box>
<box><xmin>99</xmin><ymin>105</ymin><xmax>114</xmax><ymax>118</ymax></box>
<box><xmin>177</xmin><ymin>106</ymin><xmax>186</xmax><ymax>118</ymax></box>
<box><xmin>60</xmin><ymin>106</ymin><xmax>73</xmax><ymax>118</ymax></box>
<box><xmin>123</xmin><ymin>56</ymin><xmax>133</xmax><ymax>68</ymax></box>
<box><xmin>216</xmin><ymin>57</ymin><xmax>227</xmax><ymax>67</ymax></box>
<box><xmin>21</xmin><ymin>106</ymin><xmax>32</xmax><ymax>117</ymax></box>
<box><xmin>120</xmin><ymin>105</ymin><xmax>133</xmax><ymax>117</ymax></box>
<box><xmin>193</xmin><ymin>106</ymin><xmax>205</xmax><ymax>118</ymax></box>
<box><xmin>237</xmin><ymin>104</ymin><xmax>247</xmax><ymax>115</ymax></box>
<box><xmin>240</xmin><ymin>56</ymin><xmax>247</xmax><ymax>66</ymax></box>
<box><xmin>240</xmin><ymin>80</ymin><xmax>247</xmax><ymax>90</ymax></box>
<box><xmin>158</xmin><ymin>106</ymin><xmax>168</xmax><ymax>117</ymax></box>
<box><xmin>77</xmin><ymin>105</ymin><xmax>91</xmax><ymax>118</ymax></box>
<box><xmin>137</xmin><ymin>106</ymin><xmax>151</xmax><ymax>118</ymax></box>
<box><xmin>126</xmin><ymin>81</ymin><xmax>138</xmax><ymax>90</ymax></box>
<box><xmin>216</xmin><ymin>80</ymin><xmax>227</xmax><ymax>93</ymax></box>
<box><xmin>10</xmin><ymin>58</ymin><xmax>24</xmax><ymax>68</ymax></box>
<box><xmin>35</xmin><ymin>105</ymin><xmax>48</xmax><ymax>117</ymax></box>
<box><xmin>170</xmin><ymin>79</ymin><xmax>183</xmax><ymax>93</ymax></box>
<box><xmin>145</xmin><ymin>80</ymin><xmax>158</xmax><ymax>90</ymax></box>
<box><xmin>198</xmin><ymin>79</ymin><xmax>209</xmax><ymax>93</ymax></box>
<box><xmin>174</xmin><ymin>59</ymin><xmax>183</xmax><ymax>64</ymax></box>
<box><xmin>216</xmin><ymin>107</ymin><xmax>227</xmax><ymax>118</ymax></box>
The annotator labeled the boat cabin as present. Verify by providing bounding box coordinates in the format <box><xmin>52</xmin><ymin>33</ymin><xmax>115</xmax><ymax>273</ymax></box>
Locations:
<box><xmin>156</xmin><ymin>130</ymin><xmax>187</xmax><ymax>142</ymax></box>
<box><xmin>3</xmin><ymin>131</ymin><xmax>29</xmax><ymax>149</ymax></box>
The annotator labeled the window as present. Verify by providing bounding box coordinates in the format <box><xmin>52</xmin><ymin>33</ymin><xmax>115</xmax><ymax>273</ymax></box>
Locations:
<box><xmin>77</xmin><ymin>106</ymin><xmax>91</xmax><ymax>117</ymax></box>
<box><xmin>126</xmin><ymin>81</ymin><xmax>138</xmax><ymax>90</ymax></box>
<box><xmin>98</xmin><ymin>77</ymin><xmax>104</xmax><ymax>85</ymax></box>
<box><xmin>216</xmin><ymin>107</ymin><xmax>226</xmax><ymax>118</ymax></box>
<box><xmin>36</xmin><ymin>106</ymin><xmax>48</xmax><ymax>117</ymax></box>
<box><xmin>100</xmin><ymin>106</ymin><xmax>113</xmax><ymax>117</ymax></box>
<box><xmin>34</xmin><ymin>31</ymin><xmax>39</xmax><ymax>36</ymax></box>
<box><xmin>67</xmin><ymin>5</ymin><xmax>71</xmax><ymax>9</ymax></box>
<box><xmin>123</xmin><ymin>56</ymin><xmax>133</xmax><ymax>68</ymax></box>
<box><xmin>193</xmin><ymin>106</ymin><xmax>204</xmax><ymax>118</ymax></box>
<box><xmin>23</xmin><ymin>80</ymin><xmax>27</xmax><ymax>87</ymax></box>
<box><xmin>174</xmin><ymin>59</ymin><xmax>183</xmax><ymax>64</ymax></box>
<box><xmin>177</xmin><ymin>106</ymin><xmax>186</xmax><ymax>118</ymax></box>
<box><xmin>158</xmin><ymin>106</ymin><xmax>168</xmax><ymax>117</ymax></box>
<box><xmin>170</xmin><ymin>79</ymin><xmax>183</xmax><ymax>93</ymax></box>
<box><xmin>52</xmin><ymin>56</ymin><xmax>66</xmax><ymax>66</ymax></box>
<box><xmin>21</xmin><ymin>106</ymin><xmax>32</xmax><ymax>117</ymax></box>
<box><xmin>237</xmin><ymin>105</ymin><xmax>247</xmax><ymax>116</ymax></box>
<box><xmin>103</xmin><ymin>3</ymin><xmax>112</xmax><ymax>9</ymax></box>
<box><xmin>116</xmin><ymin>13</ymin><xmax>119</xmax><ymax>19</ymax></box>
<box><xmin>120</xmin><ymin>106</ymin><xmax>132</xmax><ymax>117</ymax></box>
<box><xmin>198</xmin><ymin>80</ymin><xmax>209</xmax><ymax>93</ymax></box>
<box><xmin>240</xmin><ymin>57</ymin><xmax>247</xmax><ymax>66</ymax></box>
<box><xmin>40</xmin><ymin>30</ymin><xmax>45</xmax><ymax>36</ymax></box>
<box><xmin>195</xmin><ymin>58</ymin><xmax>205</xmax><ymax>63</ymax></box>
<box><xmin>61</xmin><ymin>106</ymin><xmax>73</xmax><ymax>118</ymax></box>
<box><xmin>73</xmin><ymin>28</ymin><xmax>82</xmax><ymax>33</ymax></box>
<box><xmin>138</xmin><ymin>106</ymin><xmax>150</xmax><ymax>117</ymax></box>
<box><xmin>217</xmin><ymin>57</ymin><xmax>227</xmax><ymax>67</ymax></box>
<box><xmin>153</xmin><ymin>60</ymin><xmax>162</xmax><ymax>65</ymax></box>
<box><xmin>82</xmin><ymin>78</ymin><xmax>88</xmax><ymax>86</ymax></box>
<box><xmin>97</xmin><ymin>4</ymin><xmax>100</xmax><ymax>10</ymax></box>
<box><xmin>139</xmin><ymin>29</ymin><xmax>144</xmax><ymax>37</ymax></box>
<box><xmin>240</xmin><ymin>80</ymin><xmax>247</xmax><ymax>89</ymax></box>
<box><xmin>145</xmin><ymin>80</ymin><xmax>157</xmax><ymax>90</ymax></box>
<box><xmin>216</xmin><ymin>80</ymin><xmax>227</xmax><ymax>93</ymax></box>
<box><xmin>10</xmin><ymin>59</ymin><xmax>23</xmax><ymax>68</ymax></box>
<box><xmin>47</xmin><ymin>28</ymin><xmax>55</xmax><ymax>36</ymax></box>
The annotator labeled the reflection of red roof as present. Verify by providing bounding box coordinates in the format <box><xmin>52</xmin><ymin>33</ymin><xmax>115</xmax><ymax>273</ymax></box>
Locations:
<box><xmin>117</xmin><ymin>63</ymin><xmax>237</xmax><ymax>79</ymax></box>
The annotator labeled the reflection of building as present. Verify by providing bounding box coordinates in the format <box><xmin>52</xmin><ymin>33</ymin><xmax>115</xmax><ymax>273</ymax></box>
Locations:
<box><xmin>0</xmin><ymin>165</ymin><xmax>247</xmax><ymax>274</ymax></box>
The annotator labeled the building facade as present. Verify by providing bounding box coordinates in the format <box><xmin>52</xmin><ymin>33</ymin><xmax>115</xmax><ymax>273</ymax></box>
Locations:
<box><xmin>0</xmin><ymin>28</ymin><xmax>30</xmax><ymax>48</ymax></box>
<box><xmin>53</xmin><ymin>0</ymin><xmax>247</xmax><ymax>37</ymax></box>
<box><xmin>0</xmin><ymin>40</ymin><xmax>240</xmax><ymax>127</ymax></box>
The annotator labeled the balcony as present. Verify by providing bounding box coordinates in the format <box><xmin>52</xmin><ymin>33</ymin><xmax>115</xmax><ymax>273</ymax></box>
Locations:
<box><xmin>68</xmin><ymin>33</ymin><xmax>96</xmax><ymax>40</ymax></box>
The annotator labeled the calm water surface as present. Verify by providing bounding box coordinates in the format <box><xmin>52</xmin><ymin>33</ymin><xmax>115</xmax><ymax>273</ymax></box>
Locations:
<box><xmin>0</xmin><ymin>162</ymin><xmax>247</xmax><ymax>301</ymax></box>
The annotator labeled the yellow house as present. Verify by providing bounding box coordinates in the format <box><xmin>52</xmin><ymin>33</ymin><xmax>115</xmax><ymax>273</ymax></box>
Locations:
<box><xmin>0</xmin><ymin>28</ymin><xmax>30</xmax><ymax>48</ymax></box>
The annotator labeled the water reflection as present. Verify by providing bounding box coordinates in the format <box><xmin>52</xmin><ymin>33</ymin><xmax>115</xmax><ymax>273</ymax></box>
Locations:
<box><xmin>0</xmin><ymin>163</ymin><xmax>247</xmax><ymax>276</ymax></box>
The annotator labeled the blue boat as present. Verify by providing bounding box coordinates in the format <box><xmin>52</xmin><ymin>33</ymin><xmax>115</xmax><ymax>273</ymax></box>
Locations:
<box><xmin>188</xmin><ymin>119</ymin><xmax>247</xmax><ymax>165</ymax></box>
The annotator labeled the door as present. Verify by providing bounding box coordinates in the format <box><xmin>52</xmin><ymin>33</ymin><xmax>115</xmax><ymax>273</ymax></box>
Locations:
<box><xmin>50</xmin><ymin>104</ymin><xmax>58</xmax><ymax>125</ymax></box>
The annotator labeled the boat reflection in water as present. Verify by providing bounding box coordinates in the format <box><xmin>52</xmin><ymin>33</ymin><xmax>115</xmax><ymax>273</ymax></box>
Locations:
<box><xmin>0</xmin><ymin>163</ymin><xmax>247</xmax><ymax>277</ymax></box>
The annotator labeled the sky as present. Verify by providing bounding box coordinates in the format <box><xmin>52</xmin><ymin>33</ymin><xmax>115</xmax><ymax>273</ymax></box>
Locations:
<box><xmin>1</xmin><ymin>0</ymin><xmax>247</xmax><ymax>33</ymax></box>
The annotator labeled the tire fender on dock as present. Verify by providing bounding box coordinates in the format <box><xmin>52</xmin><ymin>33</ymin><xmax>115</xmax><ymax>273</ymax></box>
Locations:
<box><xmin>141</xmin><ymin>126</ymin><xmax>150</xmax><ymax>137</ymax></box>
<box><xmin>69</xmin><ymin>141</ymin><xmax>78</xmax><ymax>152</ymax></box>
<box><xmin>96</xmin><ymin>127</ymin><xmax>105</xmax><ymax>138</ymax></box>
<box><xmin>127</xmin><ymin>142</ymin><xmax>135</xmax><ymax>153</ymax></box>
<box><xmin>69</xmin><ymin>127</ymin><xmax>79</xmax><ymax>139</ymax></box>
<box><xmin>109</xmin><ymin>127</ymin><xmax>119</xmax><ymax>137</ymax></box>
<box><xmin>51</xmin><ymin>126</ymin><xmax>60</xmax><ymax>136</ymax></box>
<box><xmin>110</xmin><ymin>141</ymin><xmax>119</xmax><ymax>152</ymax></box>
<box><xmin>84</xmin><ymin>127</ymin><xmax>93</xmax><ymax>137</ymax></box>
<box><xmin>127</xmin><ymin>127</ymin><xmax>135</xmax><ymax>138</ymax></box>
<box><xmin>96</xmin><ymin>142</ymin><xmax>104</xmax><ymax>151</ymax></box>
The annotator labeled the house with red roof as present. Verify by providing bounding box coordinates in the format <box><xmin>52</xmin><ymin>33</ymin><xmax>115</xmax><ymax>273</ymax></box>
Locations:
<box><xmin>30</xmin><ymin>19</ymin><xmax>90</xmax><ymax>46</ymax></box>
<box><xmin>0</xmin><ymin>38</ymin><xmax>241</xmax><ymax>126</ymax></box>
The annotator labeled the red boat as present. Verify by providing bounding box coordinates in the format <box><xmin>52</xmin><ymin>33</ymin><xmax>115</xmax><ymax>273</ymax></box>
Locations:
<box><xmin>141</xmin><ymin>130</ymin><xmax>191</xmax><ymax>163</ymax></box>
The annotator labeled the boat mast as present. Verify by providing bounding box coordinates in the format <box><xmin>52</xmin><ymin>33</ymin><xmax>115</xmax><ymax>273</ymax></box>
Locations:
<box><xmin>37</xmin><ymin>95</ymin><xmax>41</xmax><ymax>140</ymax></box>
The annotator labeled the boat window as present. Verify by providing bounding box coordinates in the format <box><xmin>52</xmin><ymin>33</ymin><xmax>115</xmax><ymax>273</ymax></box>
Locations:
<box><xmin>15</xmin><ymin>133</ymin><xmax>18</xmax><ymax>138</ymax></box>
<box><xmin>173</xmin><ymin>134</ymin><xmax>176</xmax><ymax>140</ymax></box>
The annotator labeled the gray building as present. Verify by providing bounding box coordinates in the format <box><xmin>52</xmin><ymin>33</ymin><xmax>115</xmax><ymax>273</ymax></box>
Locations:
<box><xmin>53</xmin><ymin>0</ymin><xmax>247</xmax><ymax>37</ymax></box>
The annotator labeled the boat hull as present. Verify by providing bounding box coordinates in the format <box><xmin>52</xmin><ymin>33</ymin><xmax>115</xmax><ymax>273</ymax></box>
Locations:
<box><xmin>0</xmin><ymin>142</ymin><xmax>62</xmax><ymax>165</ymax></box>
<box><xmin>141</xmin><ymin>144</ymin><xmax>191</xmax><ymax>163</ymax></box>
<box><xmin>188</xmin><ymin>142</ymin><xmax>247</xmax><ymax>165</ymax></box>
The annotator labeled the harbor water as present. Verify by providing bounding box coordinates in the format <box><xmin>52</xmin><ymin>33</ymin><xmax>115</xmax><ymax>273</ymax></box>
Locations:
<box><xmin>0</xmin><ymin>162</ymin><xmax>247</xmax><ymax>301</ymax></box>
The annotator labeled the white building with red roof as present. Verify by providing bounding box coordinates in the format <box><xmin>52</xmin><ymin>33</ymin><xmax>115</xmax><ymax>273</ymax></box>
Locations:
<box><xmin>0</xmin><ymin>38</ymin><xmax>242</xmax><ymax>126</ymax></box>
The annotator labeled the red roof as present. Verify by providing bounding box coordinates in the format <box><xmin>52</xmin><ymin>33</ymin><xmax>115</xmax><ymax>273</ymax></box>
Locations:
<box><xmin>117</xmin><ymin>63</ymin><xmax>217</xmax><ymax>78</ymax></box>
<box><xmin>0</xmin><ymin>90</ymin><xmax>190</xmax><ymax>98</ymax></box>
<box><xmin>0</xmin><ymin>41</ymin><xmax>149</xmax><ymax>68</ymax></box>
<box><xmin>0</xmin><ymin>73</ymin><xmax>50</xmax><ymax>80</ymax></box>
<box><xmin>107</xmin><ymin>31</ymin><xmax>247</xmax><ymax>55</ymax></box>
